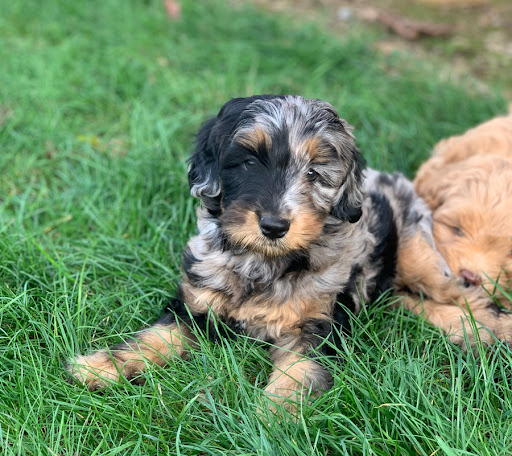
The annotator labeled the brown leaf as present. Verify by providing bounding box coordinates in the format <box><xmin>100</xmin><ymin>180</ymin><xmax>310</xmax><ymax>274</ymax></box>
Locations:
<box><xmin>360</xmin><ymin>7</ymin><xmax>453</xmax><ymax>40</ymax></box>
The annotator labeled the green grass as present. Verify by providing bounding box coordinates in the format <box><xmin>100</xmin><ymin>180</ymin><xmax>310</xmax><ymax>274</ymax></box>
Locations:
<box><xmin>0</xmin><ymin>0</ymin><xmax>511</xmax><ymax>454</ymax></box>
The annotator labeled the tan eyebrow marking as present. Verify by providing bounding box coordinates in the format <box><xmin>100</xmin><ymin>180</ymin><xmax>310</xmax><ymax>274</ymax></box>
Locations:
<box><xmin>235</xmin><ymin>127</ymin><xmax>272</xmax><ymax>153</ymax></box>
<box><xmin>298</xmin><ymin>136</ymin><xmax>335</xmax><ymax>163</ymax></box>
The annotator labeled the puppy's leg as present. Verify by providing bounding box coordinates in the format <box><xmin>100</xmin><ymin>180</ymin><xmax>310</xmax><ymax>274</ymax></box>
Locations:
<box><xmin>401</xmin><ymin>292</ymin><xmax>512</xmax><ymax>349</ymax></box>
<box><xmin>68</xmin><ymin>311</ymin><xmax>195</xmax><ymax>390</ymax></box>
<box><xmin>264</xmin><ymin>319</ymin><xmax>334</xmax><ymax>413</ymax></box>
<box><xmin>396</xmin><ymin>231</ymin><xmax>460</xmax><ymax>303</ymax></box>
<box><xmin>368</xmin><ymin>170</ymin><xmax>459</xmax><ymax>303</ymax></box>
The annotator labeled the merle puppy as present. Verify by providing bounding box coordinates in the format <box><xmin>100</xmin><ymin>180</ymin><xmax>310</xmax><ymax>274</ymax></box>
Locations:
<box><xmin>69</xmin><ymin>95</ymin><xmax>454</xmax><ymax>410</ymax></box>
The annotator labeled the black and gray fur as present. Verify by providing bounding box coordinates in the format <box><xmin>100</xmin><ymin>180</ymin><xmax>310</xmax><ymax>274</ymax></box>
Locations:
<box><xmin>68</xmin><ymin>95</ymin><xmax>450</xmax><ymax>408</ymax></box>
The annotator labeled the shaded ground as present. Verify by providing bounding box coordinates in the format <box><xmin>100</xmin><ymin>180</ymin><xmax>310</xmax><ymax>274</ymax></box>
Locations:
<box><xmin>248</xmin><ymin>0</ymin><xmax>512</xmax><ymax>97</ymax></box>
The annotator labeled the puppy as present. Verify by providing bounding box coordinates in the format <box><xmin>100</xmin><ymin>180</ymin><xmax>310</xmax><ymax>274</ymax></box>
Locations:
<box><xmin>406</xmin><ymin>114</ymin><xmax>512</xmax><ymax>345</ymax></box>
<box><xmin>68</xmin><ymin>95</ymin><xmax>453</xmax><ymax>409</ymax></box>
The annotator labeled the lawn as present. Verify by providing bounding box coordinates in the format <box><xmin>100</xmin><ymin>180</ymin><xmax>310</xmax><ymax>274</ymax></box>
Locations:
<box><xmin>1</xmin><ymin>0</ymin><xmax>511</xmax><ymax>455</ymax></box>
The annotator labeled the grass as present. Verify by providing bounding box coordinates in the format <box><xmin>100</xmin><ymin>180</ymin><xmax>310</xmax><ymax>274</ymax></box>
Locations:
<box><xmin>0</xmin><ymin>0</ymin><xmax>511</xmax><ymax>454</ymax></box>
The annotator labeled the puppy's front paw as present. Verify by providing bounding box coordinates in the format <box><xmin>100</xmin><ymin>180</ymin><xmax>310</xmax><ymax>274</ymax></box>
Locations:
<box><xmin>425</xmin><ymin>278</ymin><xmax>461</xmax><ymax>304</ymax></box>
<box><xmin>263</xmin><ymin>380</ymin><xmax>303</xmax><ymax>419</ymax></box>
<box><xmin>437</xmin><ymin>255</ymin><xmax>452</xmax><ymax>279</ymax></box>
<box><xmin>67</xmin><ymin>350</ymin><xmax>141</xmax><ymax>390</ymax></box>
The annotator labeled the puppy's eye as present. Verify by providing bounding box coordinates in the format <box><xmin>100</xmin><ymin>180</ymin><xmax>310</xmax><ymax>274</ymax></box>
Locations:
<box><xmin>306</xmin><ymin>168</ymin><xmax>318</xmax><ymax>182</ymax></box>
<box><xmin>452</xmin><ymin>226</ymin><xmax>464</xmax><ymax>237</ymax></box>
<box><xmin>243</xmin><ymin>158</ymin><xmax>257</xmax><ymax>169</ymax></box>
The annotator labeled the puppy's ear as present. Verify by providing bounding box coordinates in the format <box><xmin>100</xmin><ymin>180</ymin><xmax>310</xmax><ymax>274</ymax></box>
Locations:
<box><xmin>414</xmin><ymin>156</ymin><xmax>452</xmax><ymax>209</ymax></box>
<box><xmin>331</xmin><ymin>148</ymin><xmax>365</xmax><ymax>222</ymax></box>
<box><xmin>329</xmin><ymin>118</ymin><xmax>366</xmax><ymax>223</ymax></box>
<box><xmin>188</xmin><ymin>116</ymin><xmax>223</xmax><ymax>213</ymax></box>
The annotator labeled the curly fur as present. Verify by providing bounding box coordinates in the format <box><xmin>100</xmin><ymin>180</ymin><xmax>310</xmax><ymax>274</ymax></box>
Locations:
<box><xmin>68</xmin><ymin>95</ymin><xmax>457</xmax><ymax>410</ymax></box>
<box><xmin>406</xmin><ymin>114</ymin><xmax>512</xmax><ymax>345</ymax></box>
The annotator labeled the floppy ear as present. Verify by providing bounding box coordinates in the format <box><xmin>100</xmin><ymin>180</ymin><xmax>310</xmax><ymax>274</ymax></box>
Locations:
<box><xmin>414</xmin><ymin>155</ymin><xmax>454</xmax><ymax>210</ymax></box>
<box><xmin>329</xmin><ymin>118</ymin><xmax>366</xmax><ymax>223</ymax></box>
<box><xmin>188</xmin><ymin>96</ymin><xmax>278</xmax><ymax>214</ymax></box>
<box><xmin>331</xmin><ymin>149</ymin><xmax>365</xmax><ymax>223</ymax></box>
<box><xmin>188</xmin><ymin>116</ymin><xmax>222</xmax><ymax>214</ymax></box>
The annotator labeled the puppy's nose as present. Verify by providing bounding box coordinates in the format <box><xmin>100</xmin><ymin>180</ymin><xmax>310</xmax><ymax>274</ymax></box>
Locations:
<box><xmin>459</xmin><ymin>269</ymin><xmax>483</xmax><ymax>287</ymax></box>
<box><xmin>259</xmin><ymin>216</ymin><xmax>290</xmax><ymax>239</ymax></box>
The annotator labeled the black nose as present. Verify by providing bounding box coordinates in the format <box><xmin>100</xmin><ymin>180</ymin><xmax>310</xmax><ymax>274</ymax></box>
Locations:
<box><xmin>259</xmin><ymin>216</ymin><xmax>290</xmax><ymax>239</ymax></box>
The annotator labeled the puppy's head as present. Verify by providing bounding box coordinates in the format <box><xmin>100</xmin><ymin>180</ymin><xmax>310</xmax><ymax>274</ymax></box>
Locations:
<box><xmin>424</xmin><ymin>156</ymin><xmax>512</xmax><ymax>295</ymax></box>
<box><xmin>415</xmin><ymin>114</ymin><xmax>512</xmax><ymax>208</ymax></box>
<box><xmin>188</xmin><ymin>95</ymin><xmax>365</xmax><ymax>256</ymax></box>
<box><xmin>430</xmin><ymin>114</ymin><xmax>512</xmax><ymax>165</ymax></box>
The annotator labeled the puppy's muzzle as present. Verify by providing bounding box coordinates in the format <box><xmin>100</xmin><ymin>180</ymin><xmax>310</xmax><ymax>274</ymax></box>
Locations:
<box><xmin>259</xmin><ymin>215</ymin><xmax>290</xmax><ymax>239</ymax></box>
<box><xmin>459</xmin><ymin>268</ymin><xmax>483</xmax><ymax>287</ymax></box>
